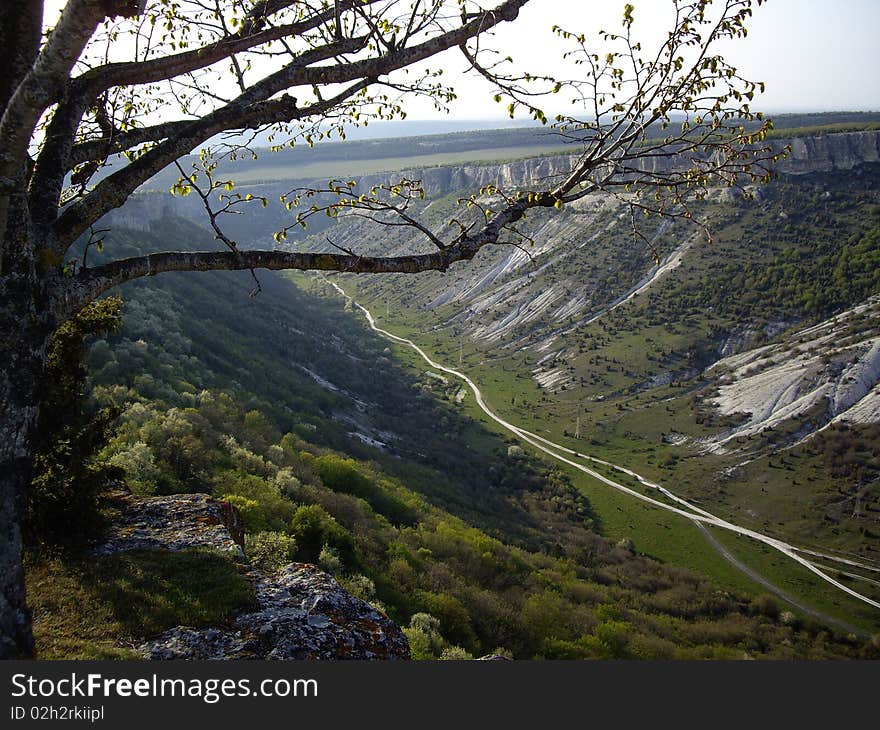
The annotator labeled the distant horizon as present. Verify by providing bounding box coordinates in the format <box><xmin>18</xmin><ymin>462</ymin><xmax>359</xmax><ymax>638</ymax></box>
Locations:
<box><xmin>398</xmin><ymin>107</ymin><xmax>880</xmax><ymax>122</ymax></box>
<box><xmin>243</xmin><ymin>109</ymin><xmax>880</xmax><ymax>148</ymax></box>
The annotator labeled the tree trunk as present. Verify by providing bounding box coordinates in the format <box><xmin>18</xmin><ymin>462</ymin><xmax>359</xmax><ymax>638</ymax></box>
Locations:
<box><xmin>0</xmin><ymin>200</ymin><xmax>54</xmax><ymax>659</ymax></box>
<box><xmin>0</xmin><ymin>363</ymin><xmax>40</xmax><ymax>659</ymax></box>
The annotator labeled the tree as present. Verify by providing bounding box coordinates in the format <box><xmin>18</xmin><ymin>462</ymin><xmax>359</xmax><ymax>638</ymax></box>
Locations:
<box><xmin>0</xmin><ymin>0</ymin><xmax>775</xmax><ymax>657</ymax></box>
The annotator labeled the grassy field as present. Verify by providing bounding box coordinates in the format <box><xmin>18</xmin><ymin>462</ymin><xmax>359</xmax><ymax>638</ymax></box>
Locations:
<box><xmin>192</xmin><ymin>144</ymin><xmax>569</xmax><ymax>186</ymax></box>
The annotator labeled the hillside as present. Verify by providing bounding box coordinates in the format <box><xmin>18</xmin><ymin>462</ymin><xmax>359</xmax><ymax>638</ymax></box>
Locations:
<box><xmin>283</xmin><ymin>128</ymin><xmax>880</xmax><ymax>629</ymax></box>
<box><xmin>29</xmin><ymin>212</ymin><xmax>879</xmax><ymax>659</ymax></box>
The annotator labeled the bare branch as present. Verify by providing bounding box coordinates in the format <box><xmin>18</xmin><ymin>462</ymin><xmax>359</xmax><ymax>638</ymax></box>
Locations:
<box><xmin>72</xmin><ymin>1</ymin><xmax>380</xmax><ymax>99</ymax></box>
<box><xmin>53</xmin><ymin>77</ymin><xmax>373</xmax><ymax>248</ymax></box>
<box><xmin>67</xmin><ymin>183</ymin><xmax>558</xmax><ymax>307</ymax></box>
<box><xmin>0</xmin><ymin>1</ymin><xmax>105</xmax><ymax>194</ymax></box>
<box><xmin>51</xmin><ymin>0</ymin><xmax>529</xmax><ymax>250</ymax></box>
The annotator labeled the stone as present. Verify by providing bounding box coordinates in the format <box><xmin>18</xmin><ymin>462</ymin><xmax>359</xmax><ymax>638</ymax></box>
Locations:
<box><xmin>141</xmin><ymin>564</ymin><xmax>409</xmax><ymax>660</ymax></box>
<box><xmin>96</xmin><ymin>488</ymin><xmax>409</xmax><ymax>660</ymax></box>
<box><xmin>96</xmin><ymin>489</ymin><xmax>245</xmax><ymax>558</ymax></box>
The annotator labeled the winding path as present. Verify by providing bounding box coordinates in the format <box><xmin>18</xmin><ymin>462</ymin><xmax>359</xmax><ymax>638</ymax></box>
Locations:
<box><xmin>323</xmin><ymin>278</ymin><xmax>880</xmax><ymax>625</ymax></box>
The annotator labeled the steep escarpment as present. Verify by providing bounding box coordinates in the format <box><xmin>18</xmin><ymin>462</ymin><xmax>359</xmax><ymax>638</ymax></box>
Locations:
<box><xmin>778</xmin><ymin>131</ymin><xmax>880</xmax><ymax>174</ymax></box>
<box><xmin>357</xmin><ymin>129</ymin><xmax>880</xmax><ymax>195</ymax></box>
<box><xmin>103</xmin><ymin>130</ymin><xmax>880</xmax><ymax>247</ymax></box>
<box><xmin>702</xmin><ymin>297</ymin><xmax>880</xmax><ymax>453</ymax></box>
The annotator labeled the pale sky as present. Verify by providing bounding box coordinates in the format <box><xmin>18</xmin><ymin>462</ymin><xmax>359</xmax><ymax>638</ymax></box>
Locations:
<box><xmin>420</xmin><ymin>0</ymin><xmax>880</xmax><ymax>119</ymax></box>
<box><xmin>43</xmin><ymin>0</ymin><xmax>880</xmax><ymax>122</ymax></box>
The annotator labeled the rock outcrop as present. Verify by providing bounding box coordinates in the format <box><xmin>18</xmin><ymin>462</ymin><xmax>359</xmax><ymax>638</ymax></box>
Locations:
<box><xmin>142</xmin><ymin>564</ymin><xmax>409</xmax><ymax>660</ymax></box>
<box><xmin>96</xmin><ymin>489</ymin><xmax>409</xmax><ymax>660</ymax></box>
<box><xmin>97</xmin><ymin>490</ymin><xmax>245</xmax><ymax>558</ymax></box>
<box><xmin>773</xmin><ymin>130</ymin><xmax>880</xmax><ymax>175</ymax></box>
<box><xmin>703</xmin><ymin>296</ymin><xmax>880</xmax><ymax>452</ymax></box>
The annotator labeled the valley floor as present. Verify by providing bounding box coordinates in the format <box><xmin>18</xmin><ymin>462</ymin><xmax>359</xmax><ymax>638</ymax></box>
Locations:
<box><xmin>325</xmin><ymin>277</ymin><xmax>880</xmax><ymax>637</ymax></box>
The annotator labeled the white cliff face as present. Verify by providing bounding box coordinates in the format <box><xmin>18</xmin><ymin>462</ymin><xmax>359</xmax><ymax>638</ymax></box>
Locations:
<box><xmin>775</xmin><ymin>131</ymin><xmax>880</xmax><ymax>174</ymax></box>
<box><xmin>105</xmin><ymin>130</ymin><xmax>880</xmax><ymax>234</ymax></box>
<box><xmin>318</xmin><ymin>131</ymin><xmax>880</xmax><ymax>393</ymax></box>
<box><xmin>351</xmin><ymin>131</ymin><xmax>880</xmax><ymax>195</ymax></box>
<box><xmin>704</xmin><ymin>297</ymin><xmax>880</xmax><ymax>451</ymax></box>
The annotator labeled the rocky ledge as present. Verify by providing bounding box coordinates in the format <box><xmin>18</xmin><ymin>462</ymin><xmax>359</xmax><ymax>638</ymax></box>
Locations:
<box><xmin>97</xmin><ymin>490</ymin><xmax>246</xmax><ymax>558</ymax></box>
<box><xmin>96</xmin><ymin>489</ymin><xmax>409</xmax><ymax>660</ymax></box>
<box><xmin>142</xmin><ymin>563</ymin><xmax>409</xmax><ymax>660</ymax></box>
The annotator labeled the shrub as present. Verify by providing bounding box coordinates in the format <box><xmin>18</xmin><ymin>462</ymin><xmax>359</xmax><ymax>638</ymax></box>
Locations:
<box><xmin>409</xmin><ymin>612</ymin><xmax>441</xmax><ymax>634</ymax></box>
<box><xmin>245</xmin><ymin>532</ymin><xmax>298</xmax><ymax>574</ymax></box>
<box><xmin>108</xmin><ymin>442</ymin><xmax>162</xmax><ymax>494</ymax></box>
<box><xmin>403</xmin><ymin>613</ymin><xmax>445</xmax><ymax>660</ymax></box>
<box><xmin>221</xmin><ymin>494</ymin><xmax>265</xmax><ymax>532</ymax></box>
<box><xmin>312</xmin><ymin>455</ymin><xmax>416</xmax><ymax>526</ymax></box>
<box><xmin>27</xmin><ymin>297</ymin><xmax>122</xmax><ymax>546</ymax></box>
<box><xmin>418</xmin><ymin>591</ymin><xmax>477</xmax><ymax>651</ymax></box>
<box><xmin>318</xmin><ymin>544</ymin><xmax>343</xmax><ymax>575</ymax></box>
<box><xmin>340</xmin><ymin>574</ymin><xmax>376</xmax><ymax>602</ymax></box>
<box><xmin>750</xmin><ymin>593</ymin><xmax>781</xmax><ymax>620</ymax></box>
<box><xmin>289</xmin><ymin>504</ymin><xmax>355</xmax><ymax>565</ymax></box>
<box><xmin>439</xmin><ymin>646</ymin><xmax>474</xmax><ymax>660</ymax></box>
<box><xmin>313</xmin><ymin>455</ymin><xmax>374</xmax><ymax>498</ymax></box>
<box><xmin>212</xmin><ymin>471</ymin><xmax>296</xmax><ymax>531</ymax></box>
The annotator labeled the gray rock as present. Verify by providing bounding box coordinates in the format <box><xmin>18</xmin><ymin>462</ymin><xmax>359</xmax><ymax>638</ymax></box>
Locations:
<box><xmin>95</xmin><ymin>490</ymin><xmax>245</xmax><ymax>558</ymax></box>
<box><xmin>141</xmin><ymin>564</ymin><xmax>409</xmax><ymax>660</ymax></box>
<box><xmin>97</xmin><ymin>488</ymin><xmax>409</xmax><ymax>660</ymax></box>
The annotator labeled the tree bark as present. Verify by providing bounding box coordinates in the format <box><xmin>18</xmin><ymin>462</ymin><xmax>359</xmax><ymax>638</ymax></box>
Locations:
<box><xmin>0</xmin><ymin>195</ymin><xmax>54</xmax><ymax>659</ymax></box>
<box><xmin>0</xmin><ymin>356</ymin><xmax>41</xmax><ymax>659</ymax></box>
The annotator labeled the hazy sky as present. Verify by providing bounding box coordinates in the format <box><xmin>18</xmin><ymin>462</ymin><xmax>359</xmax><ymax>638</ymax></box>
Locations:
<box><xmin>423</xmin><ymin>0</ymin><xmax>880</xmax><ymax>119</ymax></box>
<box><xmin>43</xmin><ymin>0</ymin><xmax>880</xmax><ymax>121</ymax></box>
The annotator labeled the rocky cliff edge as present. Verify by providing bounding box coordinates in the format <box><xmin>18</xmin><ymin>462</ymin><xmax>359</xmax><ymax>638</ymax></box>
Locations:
<box><xmin>96</xmin><ymin>490</ymin><xmax>410</xmax><ymax>660</ymax></box>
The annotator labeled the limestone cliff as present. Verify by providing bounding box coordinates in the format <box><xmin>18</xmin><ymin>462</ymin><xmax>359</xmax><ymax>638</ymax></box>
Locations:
<box><xmin>106</xmin><ymin>130</ymin><xmax>880</xmax><ymax>235</ymax></box>
<box><xmin>318</xmin><ymin>130</ymin><xmax>880</xmax><ymax>198</ymax></box>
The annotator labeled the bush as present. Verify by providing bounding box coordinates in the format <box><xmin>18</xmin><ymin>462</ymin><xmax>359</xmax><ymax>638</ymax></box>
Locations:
<box><xmin>318</xmin><ymin>544</ymin><xmax>343</xmax><ymax>575</ymax></box>
<box><xmin>312</xmin><ymin>455</ymin><xmax>415</xmax><ymax>526</ymax></box>
<box><xmin>221</xmin><ymin>494</ymin><xmax>264</xmax><ymax>532</ymax></box>
<box><xmin>750</xmin><ymin>593</ymin><xmax>781</xmax><ymax>620</ymax></box>
<box><xmin>108</xmin><ymin>442</ymin><xmax>162</xmax><ymax>494</ymax></box>
<box><xmin>403</xmin><ymin>613</ymin><xmax>445</xmax><ymax>660</ymax></box>
<box><xmin>779</xmin><ymin>610</ymin><xmax>801</xmax><ymax>629</ymax></box>
<box><xmin>245</xmin><ymin>531</ymin><xmax>298</xmax><ymax>574</ymax></box>
<box><xmin>340</xmin><ymin>574</ymin><xmax>376</xmax><ymax>602</ymax></box>
<box><xmin>439</xmin><ymin>646</ymin><xmax>474</xmax><ymax>660</ymax></box>
<box><xmin>289</xmin><ymin>504</ymin><xmax>355</xmax><ymax>565</ymax></box>
<box><xmin>27</xmin><ymin>297</ymin><xmax>122</xmax><ymax>546</ymax></box>
<box><xmin>313</xmin><ymin>455</ymin><xmax>374</xmax><ymax>498</ymax></box>
<box><xmin>28</xmin><ymin>417</ymin><xmax>120</xmax><ymax>546</ymax></box>
<box><xmin>212</xmin><ymin>471</ymin><xmax>296</xmax><ymax>532</ymax></box>
<box><xmin>418</xmin><ymin>591</ymin><xmax>477</xmax><ymax>652</ymax></box>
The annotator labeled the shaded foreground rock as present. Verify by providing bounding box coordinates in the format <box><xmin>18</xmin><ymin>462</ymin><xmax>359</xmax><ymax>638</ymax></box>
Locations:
<box><xmin>142</xmin><ymin>564</ymin><xmax>409</xmax><ymax>660</ymax></box>
<box><xmin>96</xmin><ymin>489</ymin><xmax>409</xmax><ymax>660</ymax></box>
<box><xmin>97</xmin><ymin>490</ymin><xmax>245</xmax><ymax>558</ymax></box>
